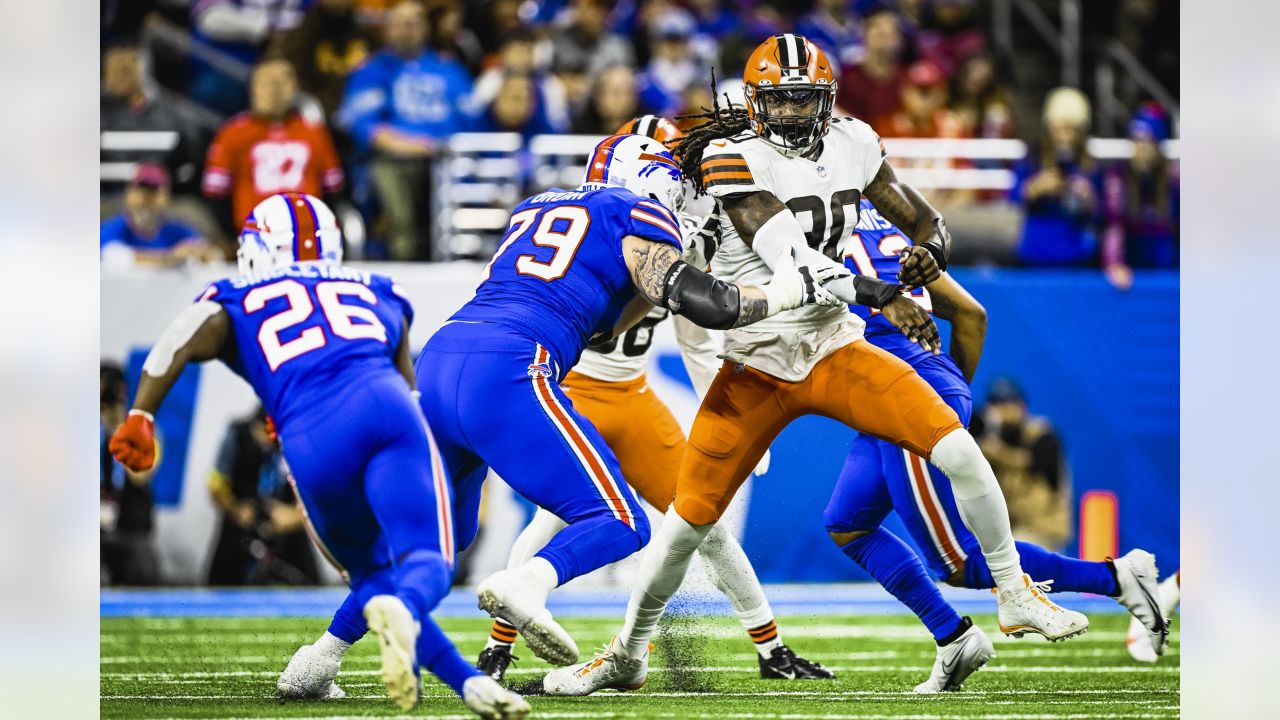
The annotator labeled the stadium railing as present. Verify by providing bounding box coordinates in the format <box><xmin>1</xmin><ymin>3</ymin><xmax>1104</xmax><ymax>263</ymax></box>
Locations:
<box><xmin>428</xmin><ymin>134</ymin><xmax>1180</xmax><ymax>262</ymax></box>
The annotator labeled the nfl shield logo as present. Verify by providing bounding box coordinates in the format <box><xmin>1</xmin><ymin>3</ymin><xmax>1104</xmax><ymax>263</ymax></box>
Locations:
<box><xmin>816</xmin><ymin>165</ymin><xmax>828</xmax><ymax>177</ymax></box>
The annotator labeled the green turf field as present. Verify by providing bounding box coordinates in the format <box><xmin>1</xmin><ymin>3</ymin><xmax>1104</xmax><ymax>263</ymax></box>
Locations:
<box><xmin>101</xmin><ymin>612</ymin><xmax>1178</xmax><ymax>719</ymax></box>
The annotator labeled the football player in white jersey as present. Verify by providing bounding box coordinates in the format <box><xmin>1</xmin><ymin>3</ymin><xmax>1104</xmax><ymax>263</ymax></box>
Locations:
<box><xmin>477</xmin><ymin>115</ymin><xmax>832</xmax><ymax>683</ymax></box>
<box><xmin>545</xmin><ymin>34</ymin><xmax>1089</xmax><ymax>696</ymax></box>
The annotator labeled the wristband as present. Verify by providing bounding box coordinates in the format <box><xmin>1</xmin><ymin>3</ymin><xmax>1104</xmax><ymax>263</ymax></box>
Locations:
<box><xmin>128</xmin><ymin>409</ymin><xmax>155</xmax><ymax>423</ymax></box>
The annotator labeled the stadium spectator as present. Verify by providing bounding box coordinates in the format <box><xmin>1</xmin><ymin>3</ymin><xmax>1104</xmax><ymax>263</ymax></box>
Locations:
<box><xmin>1100</xmin><ymin>103</ymin><xmax>1179</xmax><ymax>289</ymax></box>
<box><xmin>914</xmin><ymin>0</ymin><xmax>986</xmax><ymax>78</ymax></box>
<box><xmin>795</xmin><ymin>0</ymin><xmax>862</xmax><ymax>70</ymax></box>
<box><xmin>266</xmin><ymin>0</ymin><xmax>377</xmax><ymax>117</ymax></box>
<box><xmin>549</xmin><ymin>0</ymin><xmax>636</xmax><ymax>106</ymax></box>
<box><xmin>637</xmin><ymin>10</ymin><xmax>700</xmax><ymax>120</ymax></box>
<box><xmin>101</xmin><ymin>164</ymin><xmax>220</xmax><ymax>269</ymax></box>
<box><xmin>427</xmin><ymin>0</ymin><xmax>485</xmax><ymax>76</ymax></box>
<box><xmin>471</xmin><ymin>30</ymin><xmax>570</xmax><ymax>134</ymax></box>
<box><xmin>572</xmin><ymin>64</ymin><xmax>644</xmax><ymax>135</ymax></box>
<box><xmin>875</xmin><ymin>60</ymin><xmax>964</xmax><ymax>139</ymax></box>
<box><xmin>469</xmin><ymin>0</ymin><xmax>535</xmax><ymax>56</ymax></box>
<box><xmin>476</xmin><ymin>74</ymin><xmax>558</xmax><ymax>138</ymax></box>
<box><xmin>100</xmin><ymin>362</ymin><xmax>160</xmax><ymax>586</ymax></box>
<box><xmin>1010</xmin><ymin>87</ymin><xmax>1100</xmax><ymax>267</ymax></box>
<box><xmin>101</xmin><ymin>43</ymin><xmax>205</xmax><ymax>191</ymax></box>
<box><xmin>688</xmin><ymin>0</ymin><xmax>735</xmax><ymax>37</ymax></box>
<box><xmin>206</xmin><ymin>407</ymin><xmax>319</xmax><ymax>586</ymax></box>
<box><xmin>835</xmin><ymin>7</ymin><xmax>904</xmax><ymax>128</ymax></box>
<box><xmin>202</xmin><ymin>59</ymin><xmax>346</xmax><ymax>233</ymax></box>
<box><xmin>188</xmin><ymin>0</ymin><xmax>310</xmax><ymax>115</ymax></box>
<box><xmin>949</xmin><ymin>51</ymin><xmax>1015</xmax><ymax>140</ymax></box>
<box><xmin>973</xmin><ymin>379</ymin><xmax>1070</xmax><ymax>550</ymax></box>
<box><xmin>338</xmin><ymin>0</ymin><xmax>476</xmax><ymax>260</ymax></box>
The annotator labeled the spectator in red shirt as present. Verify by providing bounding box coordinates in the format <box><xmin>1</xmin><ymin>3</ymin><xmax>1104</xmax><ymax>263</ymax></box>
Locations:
<box><xmin>875</xmin><ymin>60</ymin><xmax>964</xmax><ymax>139</ymax></box>
<box><xmin>835</xmin><ymin>8</ymin><xmax>904</xmax><ymax>127</ymax></box>
<box><xmin>202</xmin><ymin>59</ymin><xmax>345</xmax><ymax>232</ymax></box>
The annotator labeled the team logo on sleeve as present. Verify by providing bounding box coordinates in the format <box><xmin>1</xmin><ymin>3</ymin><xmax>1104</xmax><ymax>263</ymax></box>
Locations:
<box><xmin>527</xmin><ymin>360</ymin><xmax>554</xmax><ymax>379</ymax></box>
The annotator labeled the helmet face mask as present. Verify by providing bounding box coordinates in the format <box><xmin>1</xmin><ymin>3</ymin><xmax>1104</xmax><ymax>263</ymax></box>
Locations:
<box><xmin>750</xmin><ymin>85</ymin><xmax>835</xmax><ymax>156</ymax></box>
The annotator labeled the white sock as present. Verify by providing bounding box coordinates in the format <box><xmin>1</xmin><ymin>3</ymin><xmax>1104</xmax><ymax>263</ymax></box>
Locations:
<box><xmin>509</xmin><ymin>556</ymin><xmax>560</xmax><ymax>607</ymax></box>
<box><xmin>697</xmin><ymin>523</ymin><xmax>778</xmax><ymax>647</ymax></box>
<box><xmin>314</xmin><ymin>631</ymin><xmax>350</xmax><ymax>660</ymax></box>
<box><xmin>619</xmin><ymin>508</ymin><xmax>711</xmax><ymax>658</ymax></box>
<box><xmin>507</xmin><ymin>508</ymin><xmax>567</xmax><ymax>570</ymax></box>
<box><xmin>928</xmin><ymin>429</ymin><xmax>1024</xmax><ymax>593</ymax></box>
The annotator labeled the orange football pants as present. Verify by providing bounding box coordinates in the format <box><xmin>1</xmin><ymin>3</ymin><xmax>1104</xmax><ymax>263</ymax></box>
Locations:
<box><xmin>560</xmin><ymin>371</ymin><xmax>685</xmax><ymax>511</ymax></box>
<box><xmin>674</xmin><ymin>339</ymin><xmax>964</xmax><ymax>526</ymax></box>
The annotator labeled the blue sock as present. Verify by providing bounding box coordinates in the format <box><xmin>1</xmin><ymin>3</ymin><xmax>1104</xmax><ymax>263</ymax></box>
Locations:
<box><xmin>328</xmin><ymin>591</ymin><xmax>368</xmax><ymax>644</ymax></box>
<box><xmin>394</xmin><ymin>549</ymin><xmax>453</xmax><ymax>621</ymax></box>
<box><xmin>963</xmin><ymin>541</ymin><xmax>1118</xmax><ymax>595</ymax></box>
<box><xmin>418</xmin><ymin>616</ymin><xmax>482</xmax><ymax>696</ymax></box>
<box><xmin>840</xmin><ymin>528</ymin><xmax>965</xmax><ymax>643</ymax></box>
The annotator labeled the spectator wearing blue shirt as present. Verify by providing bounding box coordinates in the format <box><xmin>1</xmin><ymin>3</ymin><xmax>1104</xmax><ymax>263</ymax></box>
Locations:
<box><xmin>1011</xmin><ymin>87</ymin><xmax>1101</xmax><ymax>267</ymax></box>
<box><xmin>338</xmin><ymin>0</ymin><xmax>476</xmax><ymax>260</ymax></box>
<box><xmin>100</xmin><ymin>164</ymin><xmax>219</xmax><ymax>270</ymax></box>
<box><xmin>637</xmin><ymin>10</ymin><xmax>700</xmax><ymax>120</ymax></box>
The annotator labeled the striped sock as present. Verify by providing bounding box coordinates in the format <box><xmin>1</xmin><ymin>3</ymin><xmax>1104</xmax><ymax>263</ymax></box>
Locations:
<box><xmin>747</xmin><ymin>619</ymin><xmax>782</xmax><ymax>657</ymax></box>
<box><xmin>486</xmin><ymin>619</ymin><xmax>518</xmax><ymax>649</ymax></box>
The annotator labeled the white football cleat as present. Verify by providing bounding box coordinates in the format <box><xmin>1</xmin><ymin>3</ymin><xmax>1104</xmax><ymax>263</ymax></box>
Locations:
<box><xmin>363</xmin><ymin>595</ymin><xmax>420</xmax><ymax>711</ymax></box>
<box><xmin>1127</xmin><ymin>570</ymin><xmax>1180</xmax><ymax>662</ymax></box>
<box><xmin>276</xmin><ymin>643</ymin><xmax>346</xmax><ymax>700</ymax></box>
<box><xmin>462</xmin><ymin>675</ymin><xmax>532</xmax><ymax>719</ymax></box>
<box><xmin>913</xmin><ymin>621</ymin><xmax>996</xmax><ymax>693</ymax></box>
<box><xmin>997</xmin><ymin>574</ymin><xmax>1089</xmax><ymax>641</ymax></box>
<box><xmin>543</xmin><ymin>636</ymin><xmax>648</xmax><ymax>696</ymax></box>
<box><xmin>1111</xmin><ymin>549</ymin><xmax>1169</xmax><ymax>657</ymax></box>
<box><xmin>477</xmin><ymin>569</ymin><xmax>579</xmax><ymax>666</ymax></box>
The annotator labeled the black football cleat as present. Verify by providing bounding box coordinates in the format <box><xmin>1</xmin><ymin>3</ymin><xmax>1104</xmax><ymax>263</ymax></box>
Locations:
<box><xmin>475</xmin><ymin>645</ymin><xmax>518</xmax><ymax>683</ymax></box>
<box><xmin>758</xmin><ymin>645</ymin><xmax>835</xmax><ymax>680</ymax></box>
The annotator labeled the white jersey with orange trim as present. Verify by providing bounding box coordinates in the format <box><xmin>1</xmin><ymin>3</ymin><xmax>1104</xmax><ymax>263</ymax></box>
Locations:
<box><xmin>699</xmin><ymin>116</ymin><xmax>887</xmax><ymax>381</ymax></box>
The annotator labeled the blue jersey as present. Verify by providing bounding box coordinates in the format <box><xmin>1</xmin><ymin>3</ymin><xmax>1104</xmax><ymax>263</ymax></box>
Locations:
<box><xmin>198</xmin><ymin>263</ymin><xmax>413</xmax><ymax>427</ymax></box>
<box><xmin>101</xmin><ymin>214</ymin><xmax>202</xmax><ymax>255</ymax></box>
<box><xmin>845</xmin><ymin>200</ymin><xmax>968</xmax><ymax>398</ymax></box>
<box><xmin>450</xmin><ymin>186</ymin><xmax>683</xmax><ymax>376</ymax></box>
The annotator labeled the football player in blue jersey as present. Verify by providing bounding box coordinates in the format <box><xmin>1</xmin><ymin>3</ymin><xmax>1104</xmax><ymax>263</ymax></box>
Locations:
<box><xmin>275</xmin><ymin>133</ymin><xmax>849</xmax><ymax>699</ymax></box>
<box><xmin>823</xmin><ymin>199</ymin><xmax>1170</xmax><ymax>692</ymax></box>
<box><xmin>107</xmin><ymin>193</ymin><xmax>530</xmax><ymax>719</ymax></box>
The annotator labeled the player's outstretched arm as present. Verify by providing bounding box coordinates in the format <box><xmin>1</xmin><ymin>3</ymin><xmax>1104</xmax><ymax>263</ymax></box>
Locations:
<box><xmin>927</xmin><ymin>273</ymin><xmax>987</xmax><ymax>382</ymax></box>
<box><xmin>110</xmin><ymin>303</ymin><xmax>231</xmax><ymax>473</ymax></box>
<box><xmin>719</xmin><ymin>190</ymin><xmax>903</xmax><ymax>310</ymax></box>
<box><xmin>622</xmin><ymin>235</ymin><xmax>830</xmax><ymax>330</ymax></box>
<box><xmin>863</xmin><ymin>161</ymin><xmax>951</xmax><ymax>290</ymax></box>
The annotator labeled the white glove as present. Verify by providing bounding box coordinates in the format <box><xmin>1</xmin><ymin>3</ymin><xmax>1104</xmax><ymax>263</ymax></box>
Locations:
<box><xmin>753</xmin><ymin>449</ymin><xmax>771</xmax><ymax>477</ymax></box>
<box><xmin>761</xmin><ymin>249</ymin><xmax>843</xmax><ymax>316</ymax></box>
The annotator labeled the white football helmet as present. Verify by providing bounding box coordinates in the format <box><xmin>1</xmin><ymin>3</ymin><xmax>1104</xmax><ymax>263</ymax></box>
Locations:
<box><xmin>237</xmin><ymin>193</ymin><xmax>342</xmax><ymax>275</ymax></box>
<box><xmin>579</xmin><ymin>133</ymin><xmax>684</xmax><ymax>214</ymax></box>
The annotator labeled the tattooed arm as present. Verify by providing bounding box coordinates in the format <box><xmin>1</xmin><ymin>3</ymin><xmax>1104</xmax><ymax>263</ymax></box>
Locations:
<box><xmin>621</xmin><ymin>235</ymin><xmax>776</xmax><ymax>329</ymax></box>
<box><xmin>863</xmin><ymin>160</ymin><xmax>950</xmax><ymax>289</ymax></box>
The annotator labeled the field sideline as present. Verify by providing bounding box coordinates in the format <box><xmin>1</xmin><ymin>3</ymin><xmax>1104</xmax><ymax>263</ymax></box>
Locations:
<box><xmin>101</xmin><ymin>588</ymin><xmax>1179</xmax><ymax>719</ymax></box>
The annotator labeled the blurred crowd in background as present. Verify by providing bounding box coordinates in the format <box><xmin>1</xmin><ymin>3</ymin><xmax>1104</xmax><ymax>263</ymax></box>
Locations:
<box><xmin>101</xmin><ymin>0</ymin><xmax>1179</xmax><ymax>284</ymax></box>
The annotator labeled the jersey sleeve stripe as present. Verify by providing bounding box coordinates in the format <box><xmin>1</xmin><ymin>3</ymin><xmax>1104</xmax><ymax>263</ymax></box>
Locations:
<box><xmin>635</xmin><ymin>199</ymin><xmax>678</xmax><ymax>226</ymax></box>
<box><xmin>705</xmin><ymin>172</ymin><xmax>755</xmax><ymax>182</ymax></box>
<box><xmin>701</xmin><ymin>155</ymin><xmax>748</xmax><ymax>168</ymax></box>
<box><xmin>630</xmin><ymin>208</ymin><xmax>682</xmax><ymax>243</ymax></box>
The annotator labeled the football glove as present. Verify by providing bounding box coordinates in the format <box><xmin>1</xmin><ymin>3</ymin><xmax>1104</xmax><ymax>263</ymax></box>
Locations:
<box><xmin>109</xmin><ymin>410</ymin><xmax>157</xmax><ymax>473</ymax></box>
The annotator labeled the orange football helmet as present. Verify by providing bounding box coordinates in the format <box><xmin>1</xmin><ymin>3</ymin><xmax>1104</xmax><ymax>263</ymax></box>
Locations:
<box><xmin>614</xmin><ymin>115</ymin><xmax>684</xmax><ymax>146</ymax></box>
<box><xmin>742</xmin><ymin>34</ymin><xmax>837</xmax><ymax>156</ymax></box>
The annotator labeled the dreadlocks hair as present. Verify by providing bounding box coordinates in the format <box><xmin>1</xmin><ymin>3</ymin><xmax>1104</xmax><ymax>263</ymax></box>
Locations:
<box><xmin>675</xmin><ymin>68</ymin><xmax>752</xmax><ymax>196</ymax></box>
